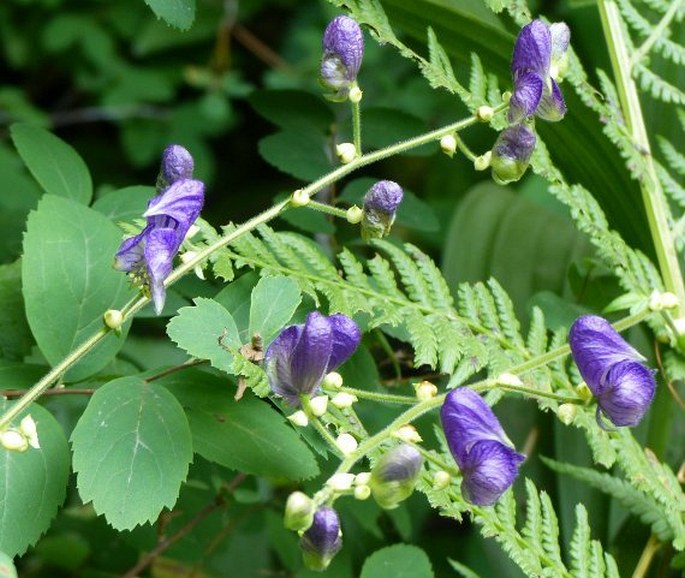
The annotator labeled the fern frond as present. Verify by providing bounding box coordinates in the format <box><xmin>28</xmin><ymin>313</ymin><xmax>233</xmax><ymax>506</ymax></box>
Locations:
<box><xmin>468</xmin><ymin>53</ymin><xmax>488</xmax><ymax>107</ymax></box>
<box><xmin>526</xmin><ymin>306</ymin><xmax>548</xmax><ymax>356</ymax></box>
<box><xmin>635</xmin><ymin>64</ymin><xmax>685</xmax><ymax>104</ymax></box>
<box><xmin>657</xmin><ymin>135</ymin><xmax>685</xmax><ymax>176</ymax></box>
<box><xmin>231</xmin><ymin>352</ymin><xmax>269</xmax><ymax>397</ymax></box>
<box><xmin>656</xmin><ymin>162</ymin><xmax>685</xmax><ymax>209</ymax></box>
<box><xmin>570</xmin><ymin>505</ymin><xmax>592</xmax><ymax>578</ymax></box>
<box><xmin>539</xmin><ymin>491</ymin><xmax>564</xmax><ymax>567</ymax></box>
<box><xmin>425</xmin><ymin>27</ymin><xmax>470</xmax><ymax>101</ymax></box>
<box><xmin>521</xmin><ymin>479</ymin><xmax>543</xmax><ymax>555</ymax></box>
<box><xmin>373</xmin><ymin>240</ymin><xmax>433</xmax><ymax>307</ymax></box>
<box><xmin>403</xmin><ymin>243</ymin><xmax>454</xmax><ymax>310</ymax></box>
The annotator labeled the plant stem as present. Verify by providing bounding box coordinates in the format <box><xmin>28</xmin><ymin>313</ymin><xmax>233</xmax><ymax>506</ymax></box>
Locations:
<box><xmin>337</xmin><ymin>386</ymin><xmax>416</xmax><ymax>405</ymax></box>
<box><xmin>305</xmin><ymin>199</ymin><xmax>351</xmax><ymax>220</ymax></box>
<box><xmin>630</xmin><ymin>535</ymin><xmax>660</xmax><ymax>578</ymax></box>
<box><xmin>597</xmin><ymin>0</ymin><xmax>685</xmax><ymax>315</ymax></box>
<box><xmin>351</xmin><ymin>97</ymin><xmax>362</xmax><ymax>154</ymax></box>
<box><xmin>473</xmin><ymin>382</ymin><xmax>581</xmax><ymax>404</ymax></box>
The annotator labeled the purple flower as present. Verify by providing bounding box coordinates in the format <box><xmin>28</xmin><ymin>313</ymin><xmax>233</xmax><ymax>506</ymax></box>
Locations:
<box><xmin>361</xmin><ymin>180</ymin><xmax>404</xmax><ymax>240</ymax></box>
<box><xmin>300</xmin><ymin>506</ymin><xmax>342</xmax><ymax>571</ymax></box>
<box><xmin>370</xmin><ymin>443</ymin><xmax>424</xmax><ymax>509</ymax></box>
<box><xmin>265</xmin><ymin>312</ymin><xmax>361</xmax><ymax>406</ymax></box>
<box><xmin>156</xmin><ymin>145</ymin><xmax>194</xmax><ymax>193</ymax></box>
<box><xmin>440</xmin><ymin>388</ymin><xmax>525</xmax><ymax>506</ymax></box>
<box><xmin>508</xmin><ymin>20</ymin><xmax>569</xmax><ymax>124</ymax></box>
<box><xmin>569</xmin><ymin>315</ymin><xmax>656</xmax><ymax>427</ymax></box>
<box><xmin>320</xmin><ymin>15</ymin><xmax>364</xmax><ymax>100</ymax></box>
<box><xmin>114</xmin><ymin>147</ymin><xmax>204</xmax><ymax>314</ymax></box>
<box><xmin>490</xmin><ymin>124</ymin><xmax>537</xmax><ymax>184</ymax></box>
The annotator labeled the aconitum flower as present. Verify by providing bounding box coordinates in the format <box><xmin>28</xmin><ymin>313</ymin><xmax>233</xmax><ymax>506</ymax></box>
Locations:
<box><xmin>114</xmin><ymin>146</ymin><xmax>204</xmax><ymax>315</ymax></box>
<box><xmin>156</xmin><ymin>144</ymin><xmax>194</xmax><ymax>192</ymax></box>
<box><xmin>300</xmin><ymin>506</ymin><xmax>343</xmax><ymax>571</ymax></box>
<box><xmin>440</xmin><ymin>388</ymin><xmax>525</xmax><ymax>506</ymax></box>
<box><xmin>508</xmin><ymin>19</ymin><xmax>569</xmax><ymax>124</ymax></box>
<box><xmin>370</xmin><ymin>443</ymin><xmax>424</xmax><ymax>509</ymax></box>
<box><xmin>361</xmin><ymin>180</ymin><xmax>404</xmax><ymax>240</ymax></box>
<box><xmin>490</xmin><ymin>124</ymin><xmax>537</xmax><ymax>184</ymax></box>
<box><xmin>265</xmin><ymin>312</ymin><xmax>361</xmax><ymax>406</ymax></box>
<box><xmin>320</xmin><ymin>15</ymin><xmax>364</xmax><ymax>100</ymax></box>
<box><xmin>569</xmin><ymin>315</ymin><xmax>656</xmax><ymax>427</ymax></box>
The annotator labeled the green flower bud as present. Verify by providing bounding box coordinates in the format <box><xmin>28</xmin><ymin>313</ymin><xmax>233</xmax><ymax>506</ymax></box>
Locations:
<box><xmin>369</xmin><ymin>444</ymin><xmax>424</xmax><ymax>509</ymax></box>
<box><xmin>284</xmin><ymin>491</ymin><xmax>315</xmax><ymax>531</ymax></box>
<box><xmin>490</xmin><ymin>124</ymin><xmax>536</xmax><ymax>185</ymax></box>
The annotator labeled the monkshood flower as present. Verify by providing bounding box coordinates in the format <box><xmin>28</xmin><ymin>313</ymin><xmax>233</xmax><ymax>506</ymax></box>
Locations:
<box><xmin>370</xmin><ymin>443</ymin><xmax>424</xmax><ymax>509</ymax></box>
<box><xmin>265</xmin><ymin>312</ymin><xmax>361</xmax><ymax>406</ymax></box>
<box><xmin>569</xmin><ymin>315</ymin><xmax>656</xmax><ymax>427</ymax></box>
<box><xmin>300</xmin><ymin>506</ymin><xmax>343</xmax><ymax>571</ymax></box>
<box><xmin>156</xmin><ymin>144</ymin><xmax>194</xmax><ymax>193</ymax></box>
<box><xmin>361</xmin><ymin>180</ymin><xmax>404</xmax><ymax>240</ymax></box>
<box><xmin>320</xmin><ymin>15</ymin><xmax>364</xmax><ymax>101</ymax></box>
<box><xmin>114</xmin><ymin>148</ymin><xmax>204</xmax><ymax>314</ymax></box>
<box><xmin>490</xmin><ymin>123</ymin><xmax>537</xmax><ymax>184</ymax></box>
<box><xmin>440</xmin><ymin>388</ymin><xmax>525</xmax><ymax>506</ymax></box>
<box><xmin>508</xmin><ymin>19</ymin><xmax>570</xmax><ymax>124</ymax></box>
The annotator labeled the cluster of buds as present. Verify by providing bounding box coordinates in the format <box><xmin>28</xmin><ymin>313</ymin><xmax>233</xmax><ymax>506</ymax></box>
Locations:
<box><xmin>1</xmin><ymin>415</ymin><xmax>40</xmax><ymax>452</ymax></box>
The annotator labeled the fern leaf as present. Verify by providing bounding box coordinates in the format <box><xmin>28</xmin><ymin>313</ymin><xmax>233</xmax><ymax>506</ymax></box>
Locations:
<box><xmin>404</xmin><ymin>242</ymin><xmax>454</xmax><ymax>310</ymax></box>
<box><xmin>570</xmin><ymin>505</ymin><xmax>592</xmax><ymax>578</ymax></box>
<box><xmin>539</xmin><ymin>491</ymin><xmax>564</xmax><ymax>566</ymax></box>
<box><xmin>366</xmin><ymin>253</ymin><xmax>405</xmax><ymax>300</ymax></box>
<box><xmin>635</xmin><ymin>64</ymin><xmax>685</xmax><ymax>104</ymax></box>
<box><xmin>374</xmin><ymin>240</ymin><xmax>433</xmax><ymax>307</ymax></box>
<box><xmin>425</xmin><ymin>27</ymin><xmax>470</xmax><ymax>101</ymax></box>
<box><xmin>656</xmin><ymin>162</ymin><xmax>685</xmax><ymax>209</ymax></box>
<box><xmin>468</xmin><ymin>53</ymin><xmax>488</xmax><ymax>107</ymax></box>
<box><xmin>231</xmin><ymin>352</ymin><xmax>269</xmax><ymax>397</ymax></box>
<box><xmin>526</xmin><ymin>306</ymin><xmax>548</xmax><ymax>356</ymax></box>
<box><xmin>212</xmin><ymin>250</ymin><xmax>235</xmax><ymax>282</ymax></box>
<box><xmin>487</xmin><ymin>279</ymin><xmax>525</xmax><ymax>350</ymax></box>
<box><xmin>658</xmin><ymin>135</ymin><xmax>685</xmax><ymax>176</ymax></box>
<box><xmin>522</xmin><ymin>479</ymin><xmax>543</xmax><ymax>555</ymax></box>
<box><xmin>338</xmin><ymin>247</ymin><xmax>371</xmax><ymax>290</ymax></box>
<box><xmin>405</xmin><ymin>309</ymin><xmax>439</xmax><ymax>367</ymax></box>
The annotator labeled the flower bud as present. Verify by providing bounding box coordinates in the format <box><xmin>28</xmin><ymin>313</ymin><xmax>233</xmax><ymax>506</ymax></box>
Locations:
<box><xmin>370</xmin><ymin>444</ymin><xmax>423</xmax><ymax>509</ymax></box>
<box><xmin>309</xmin><ymin>395</ymin><xmax>329</xmax><ymax>417</ymax></box>
<box><xmin>490</xmin><ymin>124</ymin><xmax>536</xmax><ymax>185</ymax></box>
<box><xmin>327</xmin><ymin>473</ymin><xmax>356</xmax><ymax>492</ymax></box>
<box><xmin>300</xmin><ymin>506</ymin><xmax>343</xmax><ymax>571</ymax></box>
<box><xmin>284</xmin><ymin>491</ymin><xmax>315</xmax><ymax>531</ymax></box>
<box><xmin>648</xmin><ymin>290</ymin><xmax>679</xmax><ymax>311</ymax></box>
<box><xmin>440</xmin><ymin>135</ymin><xmax>457</xmax><ymax>157</ymax></box>
<box><xmin>1</xmin><ymin>430</ymin><xmax>29</xmax><ymax>453</ymax></box>
<box><xmin>549</xmin><ymin>22</ymin><xmax>571</xmax><ymax>82</ymax></box>
<box><xmin>331</xmin><ymin>392</ymin><xmax>358</xmax><ymax>409</ymax></box>
<box><xmin>576</xmin><ymin>382</ymin><xmax>593</xmax><ymax>401</ymax></box>
<box><xmin>348</xmin><ymin>86</ymin><xmax>363</xmax><ymax>103</ymax></box>
<box><xmin>497</xmin><ymin>372</ymin><xmax>523</xmax><ymax>387</ymax></box>
<box><xmin>354</xmin><ymin>484</ymin><xmax>371</xmax><ymax>500</ymax></box>
<box><xmin>361</xmin><ymin>180</ymin><xmax>404</xmax><ymax>240</ymax></box>
<box><xmin>19</xmin><ymin>415</ymin><xmax>40</xmax><ymax>449</ymax></box>
<box><xmin>291</xmin><ymin>189</ymin><xmax>311</xmax><ymax>207</ymax></box>
<box><xmin>103</xmin><ymin>309</ymin><xmax>124</xmax><ymax>331</ymax></box>
<box><xmin>354</xmin><ymin>472</ymin><xmax>371</xmax><ymax>486</ymax></box>
<box><xmin>336</xmin><ymin>433</ymin><xmax>358</xmax><ymax>455</ymax></box>
<box><xmin>414</xmin><ymin>381</ymin><xmax>438</xmax><ymax>401</ymax></box>
<box><xmin>474</xmin><ymin>151</ymin><xmax>492</xmax><ymax>171</ymax></box>
<box><xmin>322</xmin><ymin>371</ymin><xmax>344</xmax><ymax>390</ymax></box>
<box><xmin>336</xmin><ymin>142</ymin><xmax>357</xmax><ymax>164</ymax></box>
<box><xmin>556</xmin><ymin>403</ymin><xmax>577</xmax><ymax>426</ymax></box>
<box><xmin>345</xmin><ymin>205</ymin><xmax>363</xmax><ymax>224</ymax></box>
<box><xmin>476</xmin><ymin>105</ymin><xmax>494</xmax><ymax>122</ymax></box>
<box><xmin>288</xmin><ymin>410</ymin><xmax>309</xmax><ymax>427</ymax></box>
<box><xmin>320</xmin><ymin>16</ymin><xmax>364</xmax><ymax>101</ymax></box>
<box><xmin>433</xmin><ymin>470</ymin><xmax>452</xmax><ymax>490</ymax></box>
<box><xmin>393</xmin><ymin>424</ymin><xmax>422</xmax><ymax>444</ymax></box>
<box><xmin>156</xmin><ymin>144</ymin><xmax>194</xmax><ymax>193</ymax></box>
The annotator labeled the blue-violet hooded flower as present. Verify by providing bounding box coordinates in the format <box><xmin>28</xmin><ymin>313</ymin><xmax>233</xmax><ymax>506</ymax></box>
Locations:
<box><xmin>569</xmin><ymin>315</ymin><xmax>656</xmax><ymax>427</ymax></box>
<box><xmin>114</xmin><ymin>145</ymin><xmax>204</xmax><ymax>315</ymax></box>
<box><xmin>156</xmin><ymin>144</ymin><xmax>194</xmax><ymax>193</ymax></box>
<box><xmin>490</xmin><ymin>124</ymin><xmax>537</xmax><ymax>185</ymax></box>
<box><xmin>508</xmin><ymin>19</ymin><xmax>569</xmax><ymax>124</ymax></box>
<box><xmin>370</xmin><ymin>443</ymin><xmax>424</xmax><ymax>509</ymax></box>
<box><xmin>300</xmin><ymin>506</ymin><xmax>343</xmax><ymax>571</ymax></box>
<box><xmin>361</xmin><ymin>180</ymin><xmax>404</xmax><ymax>240</ymax></box>
<box><xmin>265</xmin><ymin>312</ymin><xmax>361</xmax><ymax>406</ymax></box>
<box><xmin>320</xmin><ymin>15</ymin><xmax>364</xmax><ymax>100</ymax></box>
<box><xmin>440</xmin><ymin>388</ymin><xmax>525</xmax><ymax>506</ymax></box>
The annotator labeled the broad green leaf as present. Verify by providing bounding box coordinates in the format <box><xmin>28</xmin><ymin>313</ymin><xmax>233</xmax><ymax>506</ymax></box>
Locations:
<box><xmin>10</xmin><ymin>123</ymin><xmax>92</xmax><ymax>205</ymax></box>
<box><xmin>258</xmin><ymin>129</ymin><xmax>331</xmax><ymax>182</ymax></box>
<box><xmin>92</xmin><ymin>185</ymin><xmax>155</xmax><ymax>223</ymax></box>
<box><xmin>164</xmin><ymin>371</ymin><xmax>319</xmax><ymax>480</ymax></box>
<box><xmin>249</xmin><ymin>276</ymin><xmax>301</xmax><ymax>345</ymax></box>
<box><xmin>442</xmin><ymin>182</ymin><xmax>593</xmax><ymax>322</ymax></box>
<box><xmin>0</xmin><ymin>553</ymin><xmax>17</xmax><ymax>578</ymax></box>
<box><xmin>71</xmin><ymin>377</ymin><xmax>193</xmax><ymax>530</ymax></box>
<box><xmin>166</xmin><ymin>298</ymin><xmax>240</xmax><ymax>371</ymax></box>
<box><xmin>143</xmin><ymin>0</ymin><xmax>196</xmax><ymax>31</ymax></box>
<box><xmin>360</xmin><ymin>544</ymin><xmax>434</xmax><ymax>578</ymax></box>
<box><xmin>0</xmin><ymin>402</ymin><xmax>70</xmax><ymax>557</ymax></box>
<box><xmin>249</xmin><ymin>90</ymin><xmax>334</xmax><ymax>133</ymax></box>
<box><xmin>22</xmin><ymin>195</ymin><xmax>135</xmax><ymax>382</ymax></box>
<box><xmin>214</xmin><ymin>271</ymin><xmax>260</xmax><ymax>340</ymax></box>
<box><xmin>0</xmin><ymin>261</ymin><xmax>33</xmax><ymax>361</ymax></box>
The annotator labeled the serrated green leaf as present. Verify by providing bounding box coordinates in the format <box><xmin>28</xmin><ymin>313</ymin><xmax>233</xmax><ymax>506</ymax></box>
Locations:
<box><xmin>249</xmin><ymin>275</ymin><xmax>301</xmax><ymax>345</ymax></box>
<box><xmin>22</xmin><ymin>195</ymin><xmax>134</xmax><ymax>382</ymax></box>
<box><xmin>0</xmin><ymin>402</ymin><xmax>70</xmax><ymax>557</ymax></box>
<box><xmin>143</xmin><ymin>0</ymin><xmax>196</xmax><ymax>31</ymax></box>
<box><xmin>163</xmin><ymin>371</ymin><xmax>319</xmax><ymax>480</ymax></box>
<box><xmin>71</xmin><ymin>377</ymin><xmax>193</xmax><ymax>530</ymax></box>
<box><xmin>248</xmin><ymin>90</ymin><xmax>334</xmax><ymax>132</ymax></box>
<box><xmin>166</xmin><ymin>297</ymin><xmax>240</xmax><ymax>372</ymax></box>
<box><xmin>10</xmin><ymin>123</ymin><xmax>92</xmax><ymax>204</ymax></box>
<box><xmin>0</xmin><ymin>261</ymin><xmax>33</xmax><ymax>361</ymax></box>
<box><xmin>92</xmin><ymin>186</ymin><xmax>155</xmax><ymax>223</ymax></box>
<box><xmin>360</xmin><ymin>544</ymin><xmax>434</xmax><ymax>578</ymax></box>
<box><xmin>258</xmin><ymin>129</ymin><xmax>331</xmax><ymax>181</ymax></box>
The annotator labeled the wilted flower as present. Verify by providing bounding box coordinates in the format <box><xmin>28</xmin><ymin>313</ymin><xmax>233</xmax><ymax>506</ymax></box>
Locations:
<box><xmin>440</xmin><ymin>388</ymin><xmax>525</xmax><ymax>506</ymax></box>
<box><xmin>265</xmin><ymin>312</ymin><xmax>361</xmax><ymax>406</ymax></box>
<box><xmin>361</xmin><ymin>180</ymin><xmax>404</xmax><ymax>240</ymax></box>
<box><xmin>370</xmin><ymin>443</ymin><xmax>424</xmax><ymax>509</ymax></box>
<box><xmin>156</xmin><ymin>144</ymin><xmax>194</xmax><ymax>193</ymax></box>
<box><xmin>320</xmin><ymin>15</ymin><xmax>364</xmax><ymax>101</ymax></box>
<box><xmin>114</xmin><ymin>176</ymin><xmax>204</xmax><ymax>315</ymax></box>
<box><xmin>490</xmin><ymin>124</ymin><xmax>537</xmax><ymax>184</ymax></box>
<box><xmin>569</xmin><ymin>315</ymin><xmax>656</xmax><ymax>427</ymax></box>
<box><xmin>508</xmin><ymin>19</ymin><xmax>569</xmax><ymax>124</ymax></box>
<box><xmin>300</xmin><ymin>506</ymin><xmax>343</xmax><ymax>571</ymax></box>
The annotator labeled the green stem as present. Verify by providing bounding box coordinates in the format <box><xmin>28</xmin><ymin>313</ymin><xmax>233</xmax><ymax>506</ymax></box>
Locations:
<box><xmin>597</xmin><ymin>0</ymin><xmax>685</xmax><ymax>315</ymax></box>
<box><xmin>630</xmin><ymin>535</ymin><xmax>660</xmax><ymax>578</ymax></box>
<box><xmin>455</xmin><ymin>134</ymin><xmax>479</xmax><ymax>162</ymax></box>
<box><xmin>374</xmin><ymin>329</ymin><xmax>402</xmax><ymax>380</ymax></box>
<box><xmin>473</xmin><ymin>382</ymin><xmax>581</xmax><ymax>404</ymax></box>
<box><xmin>337</xmin><ymin>386</ymin><xmax>416</xmax><ymax>405</ymax></box>
<box><xmin>305</xmin><ymin>199</ymin><xmax>351</xmax><ymax>220</ymax></box>
<box><xmin>351</xmin><ymin>96</ymin><xmax>362</xmax><ymax>155</ymax></box>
